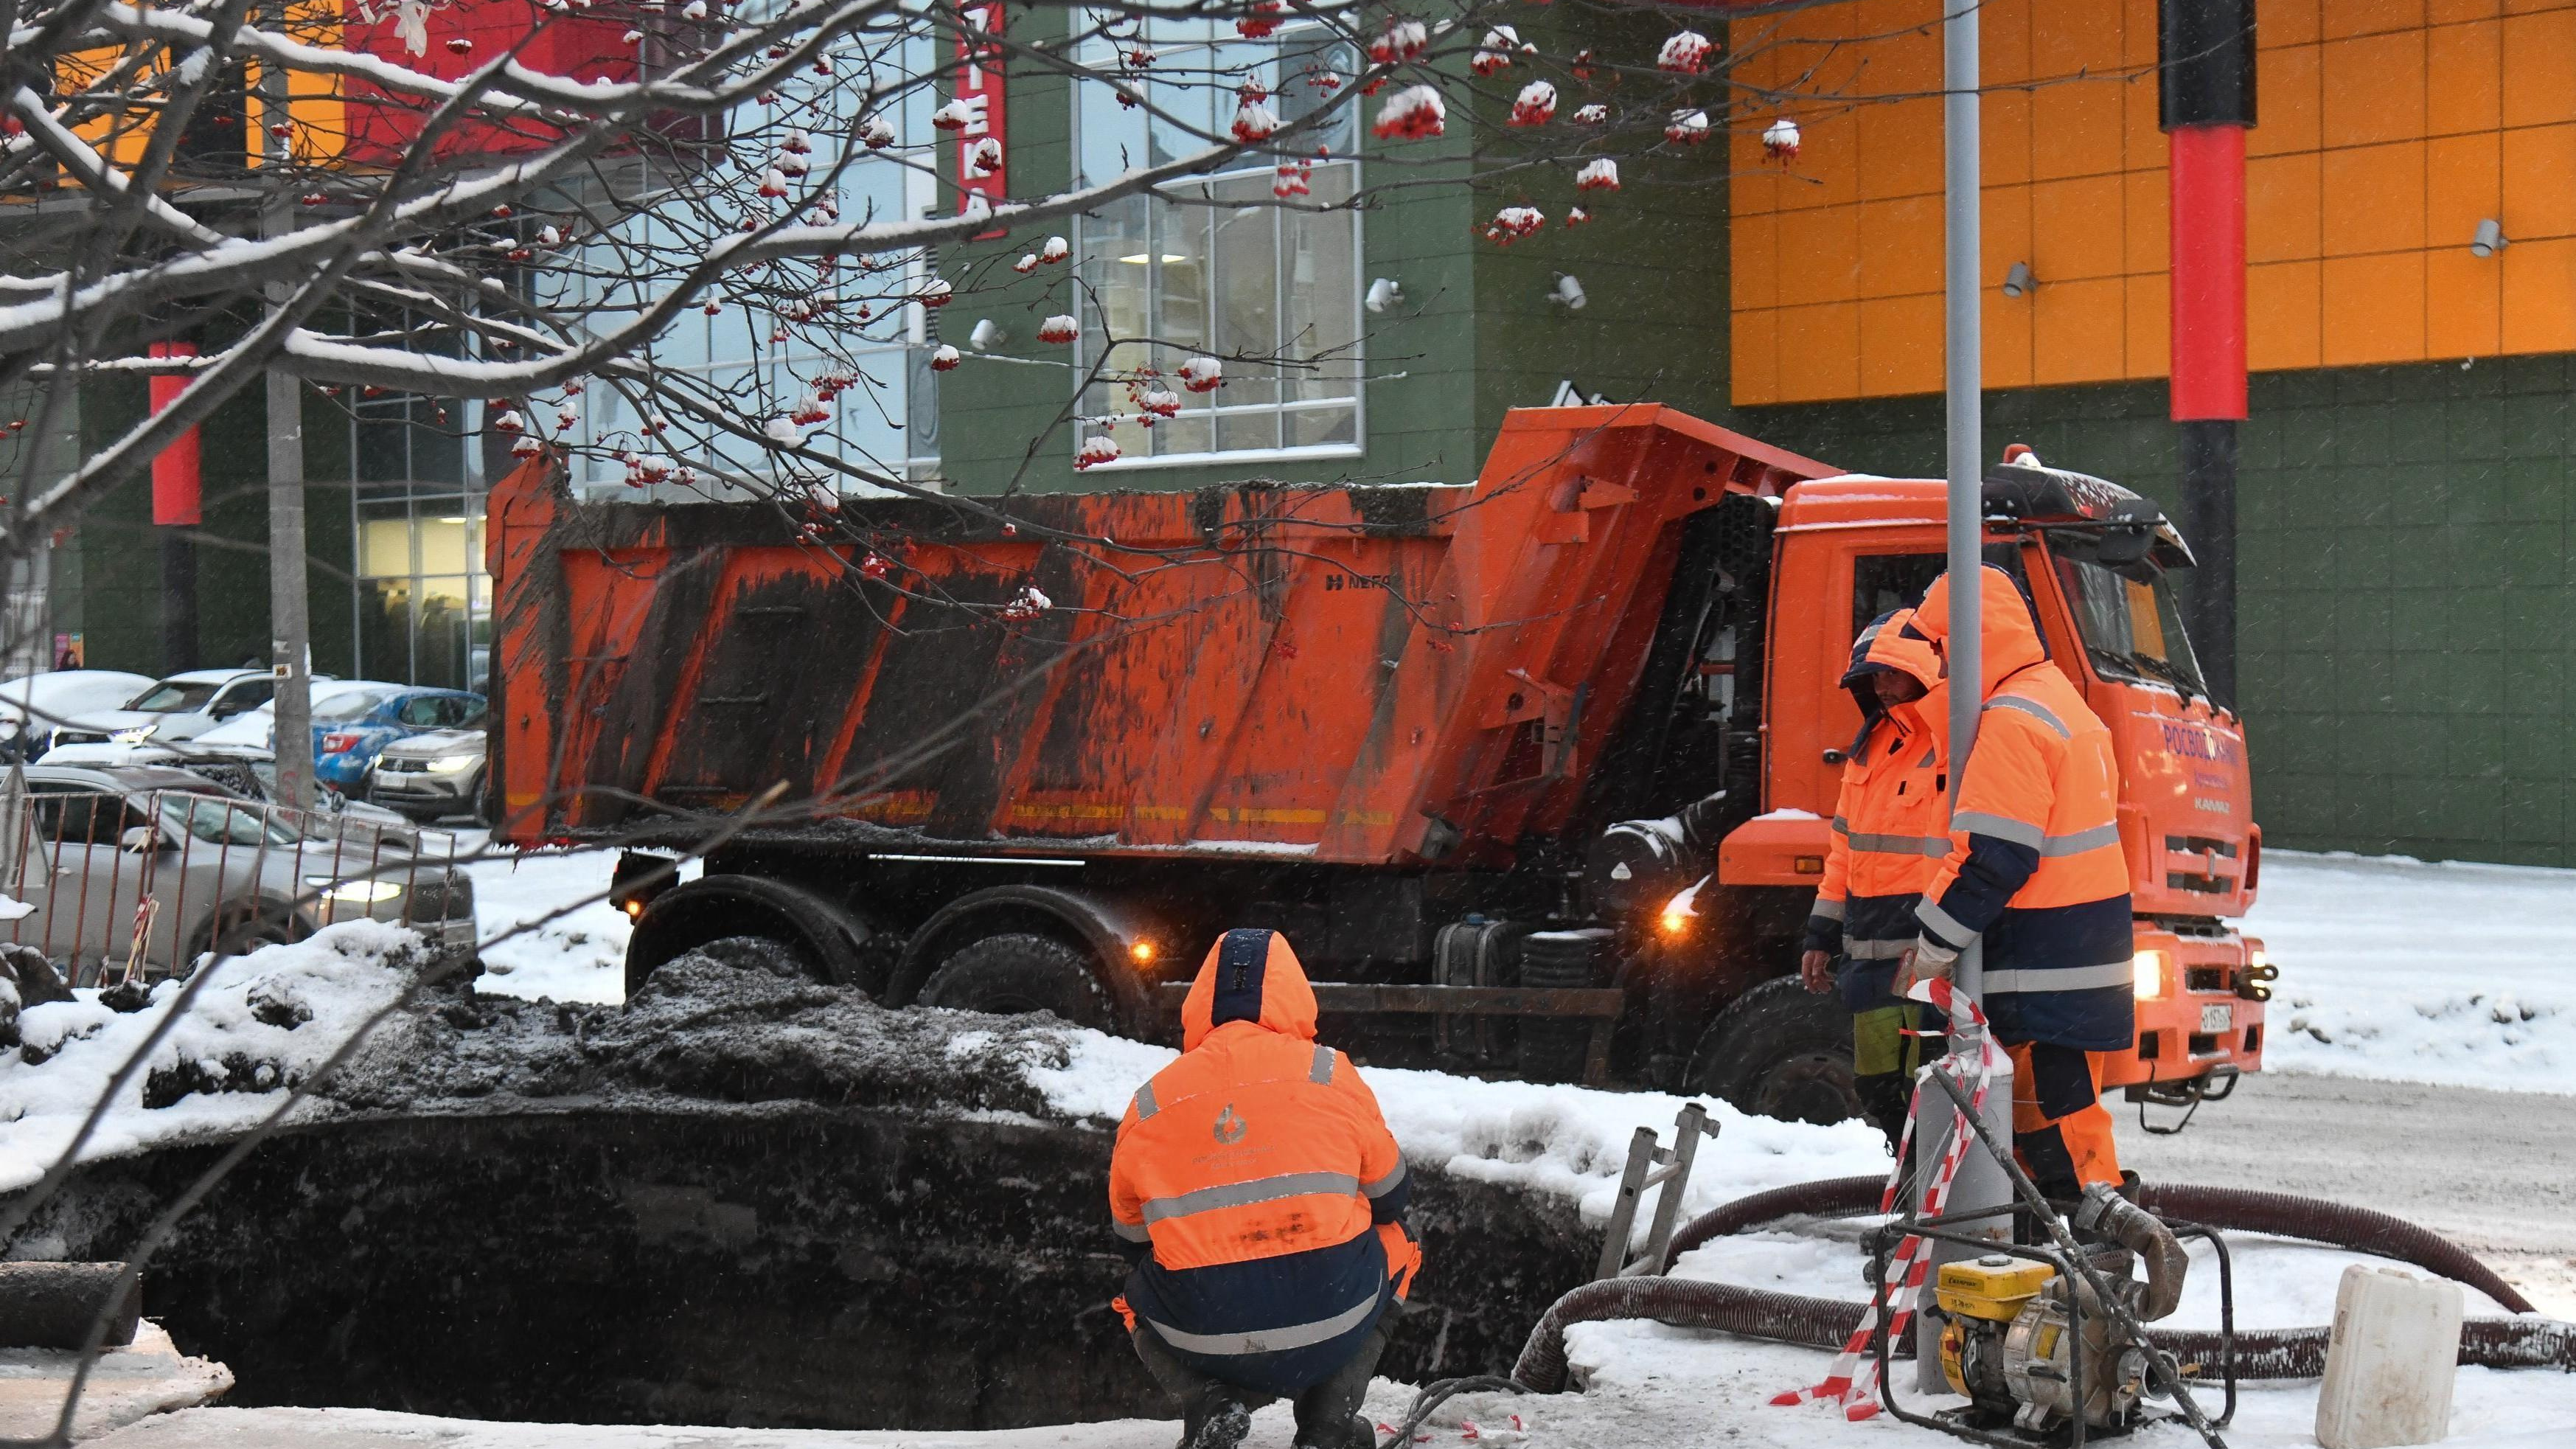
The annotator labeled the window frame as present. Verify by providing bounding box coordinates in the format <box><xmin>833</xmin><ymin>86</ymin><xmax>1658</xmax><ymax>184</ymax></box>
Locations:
<box><xmin>1068</xmin><ymin>21</ymin><xmax>1366</xmax><ymax>471</ymax></box>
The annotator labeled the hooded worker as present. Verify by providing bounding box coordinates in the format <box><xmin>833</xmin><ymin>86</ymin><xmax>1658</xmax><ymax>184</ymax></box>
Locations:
<box><xmin>1110</xmin><ymin>928</ymin><xmax>1420</xmax><ymax>1449</ymax></box>
<box><xmin>1902</xmin><ymin>565</ymin><xmax>2134</xmax><ymax>1203</ymax></box>
<box><xmin>1801</xmin><ymin>608</ymin><xmax>1952</xmax><ymax>1150</ymax></box>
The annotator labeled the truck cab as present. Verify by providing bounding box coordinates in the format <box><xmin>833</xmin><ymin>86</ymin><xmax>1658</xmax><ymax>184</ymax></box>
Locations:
<box><xmin>1711</xmin><ymin>455</ymin><xmax>2268</xmax><ymax>1119</ymax></box>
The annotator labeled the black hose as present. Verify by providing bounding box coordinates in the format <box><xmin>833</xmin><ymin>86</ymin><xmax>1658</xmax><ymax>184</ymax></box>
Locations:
<box><xmin>1371</xmin><ymin>1375</ymin><xmax>1525</xmax><ymax>1449</ymax></box>
<box><xmin>1512</xmin><ymin>1176</ymin><xmax>2576</xmax><ymax>1391</ymax></box>
<box><xmin>1512</xmin><ymin>1276</ymin><xmax>1869</xmax><ymax>1392</ymax></box>
<box><xmin>2130</xmin><ymin>1182</ymin><xmax>2536</xmax><ymax>1316</ymax></box>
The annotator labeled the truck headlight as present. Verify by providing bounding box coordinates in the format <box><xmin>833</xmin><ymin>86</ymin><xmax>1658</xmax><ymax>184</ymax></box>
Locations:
<box><xmin>425</xmin><ymin>754</ymin><xmax>479</xmax><ymax>774</ymax></box>
<box><xmin>2132</xmin><ymin>948</ymin><xmax>2168</xmax><ymax>1001</ymax></box>
<box><xmin>306</xmin><ymin>876</ymin><xmax>403</xmax><ymax>903</ymax></box>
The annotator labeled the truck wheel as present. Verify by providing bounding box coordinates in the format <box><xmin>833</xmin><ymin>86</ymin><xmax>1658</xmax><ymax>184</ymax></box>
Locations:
<box><xmin>915</xmin><ymin>934</ymin><xmax>1112</xmax><ymax>1029</ymax></box>
<box><xmin>1690</xmin><ymin>976</ymin><xmax>1866</xmax><ymax>1127</ymax></box>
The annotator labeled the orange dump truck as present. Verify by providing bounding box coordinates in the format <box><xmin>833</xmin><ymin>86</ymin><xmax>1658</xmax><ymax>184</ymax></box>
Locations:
<box><xmin>488</xmin><ymin>404</ymin><xmax>2267</xmax><ymax>1122</ymax></box>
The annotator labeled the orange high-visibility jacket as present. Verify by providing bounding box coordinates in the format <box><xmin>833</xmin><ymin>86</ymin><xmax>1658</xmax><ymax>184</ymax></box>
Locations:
<box><xmin>1910</xmin><ymin>566</ymin><xmax>2135</xmax><ymax>1051</ymax></box>
<box><xmin>1807</xmin><ymin>608</ymin><xmax>1951</xmax><ymax>1011</ymax></box>
<box><xmin>1109</xmin><ymin>929</ymin><xmax>1418</xmax><ymax>1394</ymax></box>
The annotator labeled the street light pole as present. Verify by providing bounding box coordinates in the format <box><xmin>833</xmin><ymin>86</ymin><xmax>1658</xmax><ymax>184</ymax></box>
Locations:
<box><xmin>259</xmin><ymin>39</ymin><xmax>313</xmax><ymax>812</ymax></box>
<box><xmin>1918</xmin><ymin>0</ymin><xmax>2013</xmax><ymax>1389</ymax></box>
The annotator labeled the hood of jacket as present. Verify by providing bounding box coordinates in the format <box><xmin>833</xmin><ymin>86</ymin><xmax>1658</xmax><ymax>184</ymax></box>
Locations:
<box><xmin>1179</xmin><ymin>928</ymin><xmax>1320</xmax><ymax>1051</ymax></box>
<box><xmin>1840</xmin><ymin>608</ymin><xmax>1946</xmax><ymax>752</ymax></box>
<box><xmin>1912</xmin><ymin>565</ymin><xmax>2048</xmax><ymax>700</ymax></box>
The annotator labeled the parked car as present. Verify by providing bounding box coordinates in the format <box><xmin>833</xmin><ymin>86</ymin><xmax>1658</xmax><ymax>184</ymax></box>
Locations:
<box><xmin>368</xmin><ymin>728</ymin><xmax>487</xmax><ymax>823</ymax></box>
<box><xmin>310</xmin><ymin>688</ymin><xmax>487</xmax><ymax>791</ymax></box>
<box><xmin>0</xmin><ymin>671</ymin><xmax>157</xmax><ymax>761</ymax></box>
<box><xmin>0</xmin><ymin>764</ymin><xmax>476</xmax><ymax>982</ymax></box>
<box><xmin>49</xmin><ymin>669</ymin><xmax>287</xmax><ymax>750</ymax></box>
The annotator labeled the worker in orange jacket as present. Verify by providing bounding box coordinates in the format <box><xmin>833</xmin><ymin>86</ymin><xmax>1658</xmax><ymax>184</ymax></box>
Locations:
<box><xmin>1901</xmin><ymin>565</ymin><xmax>2134</xmax><ymax>1203</ymax></box>
<box><xmin>1801</xmin><ymin>608</ymin><xmax>1951</xmax><ymax>1150</ymax></box>
<box><xmin>1110</xmin><ymin>928</ymin><xmax>1420</xmax><ymax>1449</ymax></box>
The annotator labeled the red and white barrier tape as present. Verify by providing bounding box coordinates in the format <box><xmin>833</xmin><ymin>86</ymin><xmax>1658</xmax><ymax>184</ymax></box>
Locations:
<box><xmin>1771</xmin><ymin>976</ymin><xmax>2003</xmax><ymax>1421</ymax></box>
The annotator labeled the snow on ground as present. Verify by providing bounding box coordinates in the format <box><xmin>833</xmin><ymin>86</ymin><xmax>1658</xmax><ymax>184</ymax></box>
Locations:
<box><xmin>1029</xmin><ymin>1032</ymin><xmax>1890</xmax><ymax>1232</ymax></box>
<box><xmin>2244</xmin><ymin>849</ymin><xmax>2576</xmax><ymax>1094</ymax></box>
<box><xmin>0</xmin><ymin>923</ymin><xmax>415</xmax><ymax>1197</ymax></box>
<box><xmin>455</xmin><ymin>835</ymin><xmax>680</xmax><ymax>1004</ymax></box>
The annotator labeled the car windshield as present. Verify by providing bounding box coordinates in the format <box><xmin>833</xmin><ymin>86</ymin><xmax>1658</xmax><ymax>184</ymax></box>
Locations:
<box><xmin>2053</xmin><ymin>554</ymin><xmax>2209</xmax><ymax>700</ymax></box>
<box><xmin>313</xmin><ymin>689</ymin><xmax>397</xmax><ymax>723</ymax></box>
<box><xmin>128</xmin><ymin>681</ymin><xmax>223</xmax><ymax>712</ymax></box>
<box><xmin>159</xmin><ymin>793</ymin><xmax>302</xmax><ymax>847</ymax></box>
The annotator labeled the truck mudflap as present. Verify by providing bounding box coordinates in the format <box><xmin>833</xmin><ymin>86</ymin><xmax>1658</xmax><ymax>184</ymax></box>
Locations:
<box><xmin>2112</xmin><ymin>920</ymin><xmax>2268</xmax><ymax>1122</ymax></box>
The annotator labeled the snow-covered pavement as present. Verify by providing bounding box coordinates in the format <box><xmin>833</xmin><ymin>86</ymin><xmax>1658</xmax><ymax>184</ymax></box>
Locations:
<box><xmin>2243</xmin><ymin>851</ymin><xmax>2576</xmax><ymax>1094</ymax></box>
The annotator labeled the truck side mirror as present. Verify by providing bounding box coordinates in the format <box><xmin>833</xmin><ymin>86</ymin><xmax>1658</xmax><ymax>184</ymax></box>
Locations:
<box><xmin>1821</xmin><ymin>748</ymin><xmax>1847</xmax><ymax>765</ymax></box>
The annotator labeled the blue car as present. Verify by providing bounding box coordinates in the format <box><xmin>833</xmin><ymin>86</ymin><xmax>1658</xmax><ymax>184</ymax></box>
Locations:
<box><xmin>311</xmin><ymin>687</ymin><xmax>488</xmax><ymax>790</ymax></box>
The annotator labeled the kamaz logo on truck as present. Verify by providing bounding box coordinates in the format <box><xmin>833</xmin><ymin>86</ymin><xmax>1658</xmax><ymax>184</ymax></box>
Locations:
<box><xmin>2160</xmin><ymin>721</ymin><xmax>2241</xmax><ymax>765</ymax></box>
<box><xmin>1325</xmin><ymin>571</ymin><xmax>1398</xmax><ymax>592</ymax></box>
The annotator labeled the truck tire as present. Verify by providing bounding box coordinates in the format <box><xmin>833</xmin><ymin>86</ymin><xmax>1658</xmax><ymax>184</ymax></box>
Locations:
<box><xmin>915</xmin><ymin>933</ymin><xmax>1113</xmax><ymax>1030</ymax></box>
<box><xmin>1690</xmin><ymin>976</ymin><xmax>1865</xmax><ymax>1127</ymax></box>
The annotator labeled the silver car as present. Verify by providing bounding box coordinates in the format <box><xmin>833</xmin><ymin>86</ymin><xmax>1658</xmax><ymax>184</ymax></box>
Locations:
<box><xmin>366</xmin><ymin>728</ymin><xmax>487</xmax><ymax>824</ymax></box>
<box><xmin>0</xmin><ymin>765</ymin><xmax>476</xmax><ymax>984</ymax></box>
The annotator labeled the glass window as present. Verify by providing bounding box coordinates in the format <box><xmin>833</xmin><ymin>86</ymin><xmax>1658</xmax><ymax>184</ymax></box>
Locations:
<box><xmin>398</xmin><ymin>695</ymin><xmax>447</xmax><ymax>728</ymax></box>
<box><xmin>2054</xmin><ymin>555</ymin><xmax>2209</xmax><ymax>698</ymax></box>
<box><xmin>1071</xmin><ymin>18</ymin><xmax>1362</xmax><ymax>465</ymax></box>
<box><xmin>1851</xmin><ymin>554</ymin><xmax>1948</xmax><ymax>636</ymax></box>
<box><xmin>212</xmin><ymin>678</ymin><xmax>273</xmax><ymax>715</ymax></box>
<box><xmin>315</xmin><ymin>688</ymin><xmax>399</xmax><ymax>723</ymax></box>
<box><xmin>131</xmin><ymin>681</ymin><xmax>223</xmax><ymax>712</ymax></box>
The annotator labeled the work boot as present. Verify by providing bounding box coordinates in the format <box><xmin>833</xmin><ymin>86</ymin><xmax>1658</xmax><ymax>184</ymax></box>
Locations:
<box><xmin>1293</xmin><ymin>1411</ymin><xmax>1376</xmax><ymax>1449</ymax></box>
<box><xmin>1180</xmin><ymin>1394</ymin><xmax>1251</xmax><ymax>1449</ymax></box>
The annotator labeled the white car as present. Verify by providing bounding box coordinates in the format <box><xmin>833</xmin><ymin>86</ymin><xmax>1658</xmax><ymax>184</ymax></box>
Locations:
<box><xmin>48</xmin><ymin>669</ymin><xmax>284</xmax><ymax>751</ymax></box>
<box><xmin>0</xmin><ymin>671</ymin><xmax>158</xmax><ymax>762</ymax></box>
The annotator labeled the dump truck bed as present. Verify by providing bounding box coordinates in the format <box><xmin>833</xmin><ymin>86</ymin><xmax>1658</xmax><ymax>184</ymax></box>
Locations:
<box><xmin>488</xmin><ymin>406</ymin><xmax>1834</xmax><ymax>865</ymax></box>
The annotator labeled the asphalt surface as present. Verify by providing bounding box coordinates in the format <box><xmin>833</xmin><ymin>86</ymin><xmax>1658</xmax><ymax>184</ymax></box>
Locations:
<box><xmin>2121</xmin><ymin>1068</ymin><xmax>2576</xmax><ymax>1316</ymax></box>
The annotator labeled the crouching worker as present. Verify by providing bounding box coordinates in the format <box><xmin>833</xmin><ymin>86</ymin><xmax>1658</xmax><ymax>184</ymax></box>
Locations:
<box><xmin>1110</xmin><ymin>928</ymin><xmax>1420</xmax><ymax>1449</ymax></box>
<box><xmin>1801</xmin><ymin>608</ymin><xmax>1951</xmax><ymax>1153</ymax></box>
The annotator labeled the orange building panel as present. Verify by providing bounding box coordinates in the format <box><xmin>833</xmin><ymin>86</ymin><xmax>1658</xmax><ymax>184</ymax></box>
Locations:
<box><xmin>1776</xmin><ymin>303</ymin><xmax>1862</xmax><ymax>402</ymax></box>
<box><xmin>2125</xmin><ymin>273</ymin><xmax>2172</xmax><ymax>377</ymax></box>
<box><xmin>2033</xmin><ymin>277</ymin><xmax>2128</xmax><ymax>385</ymax></box>
<box><xmin>2249</xmin><ymin>44</ymin><xmax>2322</xmax><ymax>157</ymax></box>
<box><xmin>2499</xmin><ymin>10</ymin><xmax>2576</xmax><ymax>129</ymax></box>
<box><xmin>1859</xmin><ymin>294</ymin><xmax>1943</xmax><ymax>396</ymax></box>
<box><xmin>2321</xmin><ymin>252</ymin><xmax>2429</xmax><ymax>364</ymax></box>
<box><xmin>2249</xmin><ymin>261</ymin><xmax>2324</xmax><ymax>370</ymax></box>
<box><xmin>2247</xmin><ymin>153</ymin><xmax>2323</xmax><ymax>264</ymax></box>
<box><xmin>2324</xmin><ymin>31</ymin><xmax>2429</xmax><ymax>147</ymax></box>
<box><xmin>2322</xmin><ymin>142</ymin><xmax>2430</xmax><ymax>257</ymax></box>
<box><xmin>2424</xmin><ymin>247</ymin><xmax>2503</xmax><ymax>358</ymax></box>
<box><xmin>2499</xmin><ymin>122</ymin><xmax>2576</xmax><ymax>242</ymax></box>
<box><xmin>2497</xmin><ymin>237</ymin><xmax>2576</xmax><ymax>354</ymax></box>
<box><xmin>2426</xmin><ymin>131</ymin><xmax>2502</xmax><ymax>250</ymax></box>
<box><xmin>1858</xmin><ymin>195</ymin><xmax>1943</xmax><ymax>298</ymax></box>
<box><xmin>2426</xmin><ymin>19</ymin><xmax>2502</xmax><ymax>137</ymax></box>
<box><xmin>2031</xmin><ymin>175</ymin><xmax>2126</xmax><ymax>281</ymax></box>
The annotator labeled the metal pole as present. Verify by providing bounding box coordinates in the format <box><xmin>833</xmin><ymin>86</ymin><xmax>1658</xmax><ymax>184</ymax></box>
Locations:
<box><xmin>260</xmin><ymin>39</ymin><xmax>314</xmax><ymax>814</ymax></box>
<box><xmin>1942</xmin><ymin>0</ymin><xmax>1983</xmax><ymax>1007</ymax></box>
<box><xmin>1920</xmin><ymin>0</ymin><xmax>2014</xmax><ymax>1389</ymax></box>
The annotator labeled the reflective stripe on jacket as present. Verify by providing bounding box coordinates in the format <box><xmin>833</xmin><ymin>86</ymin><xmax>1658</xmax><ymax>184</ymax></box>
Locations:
<box><xmin>1108</xmin><ymin>928</ymin><xmax>1417</xmax><ymax>1395</ymax></box>
<box><xmin>1910</xmin><ymin>566</ymin><xmax>2135</xmax><ymax>1052</ymax></box>
<box><xmin>1807</xmin><ymin>608</ymin><xmax>1952</xmax><ymax>1013</ymax></box>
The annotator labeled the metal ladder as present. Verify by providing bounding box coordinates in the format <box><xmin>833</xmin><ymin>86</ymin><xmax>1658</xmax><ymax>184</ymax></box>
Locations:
<box><xmin>1594</xmin><ymin>1102</ymin><xmax>1721</xmax><ymax>1279</ymax></box>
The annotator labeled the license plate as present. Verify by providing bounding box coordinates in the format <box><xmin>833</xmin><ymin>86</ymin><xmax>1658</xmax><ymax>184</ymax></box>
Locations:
<box><xmin>2199</xmin><ymin>1003</ymin><xmax>2233</xmax><ymax>1034</ymax></box>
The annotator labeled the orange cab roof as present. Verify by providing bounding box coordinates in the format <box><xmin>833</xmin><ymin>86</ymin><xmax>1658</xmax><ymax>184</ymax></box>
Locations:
<box><xmin>1775</xmin><ymin>475</ymin><xmax>1947</xmax><ymax>531</ymax></box>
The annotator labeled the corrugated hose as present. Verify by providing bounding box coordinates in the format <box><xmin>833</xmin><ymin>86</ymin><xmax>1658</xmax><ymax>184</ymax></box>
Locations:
<box><xmin>1503</xmin><ymin>1175</ymin><xmax>2576</xmax><ymax>1395</ymax></box>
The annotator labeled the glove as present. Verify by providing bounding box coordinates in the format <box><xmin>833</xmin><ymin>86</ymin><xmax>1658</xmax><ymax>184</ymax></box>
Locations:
<box><xmin>1896</xmin><ymin>936</ymin><xmax>1958</xmax><ymax>993</ymax></box>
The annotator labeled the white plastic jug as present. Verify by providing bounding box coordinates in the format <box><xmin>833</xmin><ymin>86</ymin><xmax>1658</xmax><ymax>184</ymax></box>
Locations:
<box><xmin>2314</xmin><ymin>1264</ymin><xmax>2464</xmax><ymax>1449</ymax></box>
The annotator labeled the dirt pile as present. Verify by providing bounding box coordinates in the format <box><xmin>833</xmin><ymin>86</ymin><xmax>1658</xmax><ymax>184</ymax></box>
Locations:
<box><xmin>319</xmin><ymin>939</ymin><xmax>1080</xmax><ymax>1118</ymax></box>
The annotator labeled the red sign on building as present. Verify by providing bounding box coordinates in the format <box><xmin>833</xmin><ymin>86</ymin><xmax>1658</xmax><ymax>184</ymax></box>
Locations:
<box><xmin>954</xmin><ymin>3</ymin><xmax>1006</xmax><ymax>232</ymax></box>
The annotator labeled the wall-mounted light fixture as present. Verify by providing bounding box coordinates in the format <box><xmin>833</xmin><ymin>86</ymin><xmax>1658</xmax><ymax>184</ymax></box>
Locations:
<box><xmin>969</xmin><ymin>318</ymin><xmax>1007</xmax><ymax>351</ymax></box>
<box><xmin>1548</xmin><ymin>274</ymin><xmax>1587</xmax><ymax>310</ymax></box>
<box><xmin>2002</xmin><ymin>261</ymin><xmax>2037</xmax><ymax>299</ymax></box>
<box><xmin>1365</xmin><ymin>277</ymin><xmax>1405</xmax><ymax>313</ymax></box>
<box><xmin>2471</xmin><ymin>218</ymin><xmax>2507</xmax><ymax>258</ymax></box>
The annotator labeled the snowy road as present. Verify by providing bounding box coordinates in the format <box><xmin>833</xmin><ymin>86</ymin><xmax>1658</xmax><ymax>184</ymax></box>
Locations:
<box><xmin>2121</xmin><ymin>1069</ymin><xmax>2576</xmax><ymax>1318</ymax></box>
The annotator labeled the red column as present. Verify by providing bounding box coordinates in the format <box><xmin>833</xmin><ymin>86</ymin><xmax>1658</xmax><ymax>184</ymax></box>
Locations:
<box><xmin>2168</xmin><ymin>125</ymin><xmax>2247</xmax><ymax>422</ymax></box>
<box><xmin>147</xmin><ymin>341</ymin><xmax>202</xmax><ymax>527</ymax></box>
